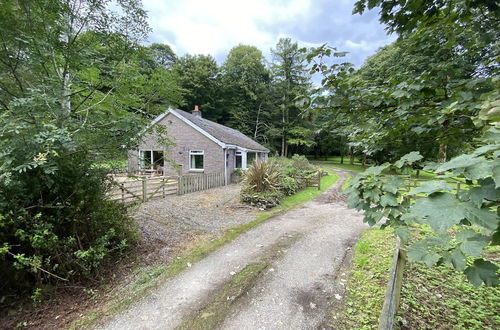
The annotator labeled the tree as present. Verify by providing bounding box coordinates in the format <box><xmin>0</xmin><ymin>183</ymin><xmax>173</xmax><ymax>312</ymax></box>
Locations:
<box><xmin>174</xmin><ymin>54</ymin><xmax>223</xmax><ymax>121</ymax></box>
<box><xmin>0</xmin><ymin>0</ymin><xmax>153</xmax><ymax>298</ymax></box>
<box><xmin>337</xmin><ymin>0</ymin><xmax>500</xmax><ymax>286</ymax></box>
<box><xmin>220</xmin><ymin>45</ymin><xmax>272</xmax><ymax>141</ymax></box>
<box><xmin>271</xmin><ymin>38</ymin><xmax>312</xmax><ymax>157</ymax></box>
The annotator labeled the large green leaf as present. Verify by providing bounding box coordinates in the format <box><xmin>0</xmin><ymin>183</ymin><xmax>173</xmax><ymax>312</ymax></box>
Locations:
<box><xmin>464</xmin><ymin>160</ymin><xmax>493</xmax><ymax>180</ymax></box>
<box><xmin>435</xmin><ymin>154</ymin><xmax>481</xmax><ymax>173</ymax></box>
<box><xmin>467</xmin><ymin>178</ymin><xmax>500</xmax><ymax>207</ymax></box>
<box><xmin>363</xmin><ymin>163</ymin><xmax>390</xmax><ymax>176</ymax></box>
<box><xmin>456</xmin><ymin>230</ymin><xmax>490</xmax><ymax>257</ymax></box>
<box><xmin>411</xmin><ymin>193</ymin><xmax>467</xmax><ymax>233</ymax></box>
<box><xmin>464</xmin><ymin>259</ymin><xmax>499</xmax><ymax>287</ymax></box>
<box><xmin>394</xmin><ymin>151</ymin><xmax>423</xmax><ymax>168</ymax></box>
<box><xmin>493</xmin><ymin>158</ymin><xmax>500</xmax><ymax>188</ymax></box>
<box><xmin>465</xmin><ymin>205</ymin><xmax>499</xmax><ymax>231</ymax></box>
<box><xmin>382</xmin><ymin>175</ymin><xmax>404</xmax><ymax>194</ymax></box>
<box><xmin>409</xmin><ymin>180</ymin><xmax>452</xmax><ymax>195</ymax></box>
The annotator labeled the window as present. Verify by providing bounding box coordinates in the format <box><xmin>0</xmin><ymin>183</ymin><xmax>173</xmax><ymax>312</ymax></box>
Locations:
<box><xmin>247</xmin><ymin>152</ymin><xmax>256</xmax><ymax>165</ymax></box>
<box><xmin>235</xmin><ymin>151</ymin><xmax>242</xmax><ymax>169</ymax></box>
<box><xmin>190</xmin><ymin>150</ymin><xmax>204</xmax><ymax>170</ymax></box>
<box><xmin>140</xmin><ymin>150</ymin><xmax>164</xmax><ymax>170</ymax></box>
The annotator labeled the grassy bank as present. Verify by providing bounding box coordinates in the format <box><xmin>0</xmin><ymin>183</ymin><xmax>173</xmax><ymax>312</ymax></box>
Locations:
<box><xmin>330</xmin><ymin>228</ymin><xmax>396</xmax><ymax>329</ymax></box>
<box><xmin>72</xmin><ymin>169</ymin><xmax>338</xmax><ymax>329</ymax></box>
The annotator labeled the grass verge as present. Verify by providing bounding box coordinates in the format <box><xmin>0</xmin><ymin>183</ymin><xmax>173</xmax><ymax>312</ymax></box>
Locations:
<box><xmin>71</xmin><ymin>170</ymin><xmax>338</xmax><ymax>329</ymax></box>
<box><xmin>330</xmin><ymin>228</ymin><xmax>396</xmax><ymax>329</ymax></box>
<box><xmin>176</xmin><ymin>234</ymin><xmax>301</xmax><ymax>330</ymax></box>
<box><xmin>396</xmin><ymin>227</ymin><xmax>500</xmax><ymax>329</ymax></box>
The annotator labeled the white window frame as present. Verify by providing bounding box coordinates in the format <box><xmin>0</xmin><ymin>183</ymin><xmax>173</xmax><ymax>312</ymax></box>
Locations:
<box><xmin>189</xmin><ymin>150</ymin><xmax>205</xmax><ymax>171</ymax></box>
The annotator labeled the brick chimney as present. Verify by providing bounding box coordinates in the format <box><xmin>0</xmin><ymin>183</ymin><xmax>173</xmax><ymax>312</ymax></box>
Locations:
<box><xmin>192</xmin><ymin>105</ymin><xmax>202</xmax><ymax>118</ymax></box>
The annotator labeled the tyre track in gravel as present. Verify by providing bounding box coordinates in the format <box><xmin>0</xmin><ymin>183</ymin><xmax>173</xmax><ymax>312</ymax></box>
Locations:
<box><xmin>100</xmin><ymin>168</ymin><xmax>366</xmax><ymax>330</ymax></box>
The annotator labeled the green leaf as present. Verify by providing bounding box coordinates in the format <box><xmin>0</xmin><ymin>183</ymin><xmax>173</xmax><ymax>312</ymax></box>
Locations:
<box><xmin>408</xmin><ymin>180</ymin><xmax>452</xmax><ymax>195</ymax></box>
<box><xmin>467</xmin><ymin>178</ymin><xmax>500</xmax><ymax>207</ymax></box>
<box><xmin>464</xmin><ymin>160</ymin><xmax>493</xmax><ymax>180</ymax></box>
<box><xmin>472</xmin><ymin>144</ymin><xmax>500</xmax><ymax>156</ymax></box>
<box><xmin>465</xmin><ymin>205</ymin><xmax>499</xmax><ymax>231</ymax></box>
<box><xmin>363</xmin><ymin>163</ymin><xmax>390</xmax><ymax>176</ymax></box>
<box><xmin>407</xmin><ymin>241</ymin><xmax>441</xmax><ymax>266</ymax></box>
<box><xmin>394</xmin><ymin>151</ymin><xmax>423</xmax><ymax>168</ymax></box>
<box><xmin>464</xmin><ymin>259</ymin><xmax>499</xmax><ymax>287</ymax></box>
<box><xmin>435</xmin><ymin>154</ymin><xmax>481</xmax><ymax>173</ymax></box>
<box><xmin>394</xmin><ymin>226</ymin><xmax>410</xmax><ymax>242</ymax></box>
<box><xmin>493</xmin><ymin>159</ymin><xmax>500</xmax><ymax>188</ymax></box>
<box><xmin>447</xmin><ymin>248</ymin><xmax>467</xmax><ymax>271</ymax></box>
<box><xmin>411</xmin><ymin>193</ymin><xmax>466</xmax><ymax>233</ymax></box>
<box><xmin>382</xmin><ymin>176</ymin><xmax>404</xmax><ymax>194</ymax></box>
<box><xmin>380</xmin><ymin>194</ymin><xmax>398</xmax><ymax>207</ymax></box>
<box><xmin>456</xmin><ymin>230</ymin><xmax>489</xmax><ymax>257</ymax></box>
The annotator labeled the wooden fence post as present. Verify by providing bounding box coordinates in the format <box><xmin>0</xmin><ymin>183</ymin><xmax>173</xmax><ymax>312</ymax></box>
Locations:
<box><xmin>121</xmin><ymin>183</ymin><xmax>125</xmax><ymax>202</ymax></box>
<box><xmin>142</xmin><ymin>178</ymin><xmax>147</xmax><ymax>202</ymax></box>
<box><xmin>317</xmin><ymin>170</ymin><xmax>321</xmax><ymax>190</ymax></box>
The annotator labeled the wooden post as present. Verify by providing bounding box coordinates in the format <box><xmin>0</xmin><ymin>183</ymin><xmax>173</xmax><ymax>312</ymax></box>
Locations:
<box><xmin>177</xmin><ymin>176</ymin><xmax>182</xmax><ymax>195</ymax></box>
<box><xmin>142</xmin><ymin>178</ymin><xmax>147</xmax><ymax>202</ymax></box>
<box><xmin>317</xmin><ymin>170</ymin><xmax>321</xmax><ymax>190</ymax></box>
<box><xmin>162</xmin><ymin>177</ymin><xmax>165</xmax><ymax>198</ymax></box>
<box><xmin>121</xmin><ymin>183</ymin><xmax>125</xmax><ymax>202</ymax></box>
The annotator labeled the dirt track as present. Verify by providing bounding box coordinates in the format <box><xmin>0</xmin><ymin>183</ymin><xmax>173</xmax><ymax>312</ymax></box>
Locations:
<box><xmin>100</xmin><ymin>168</ymin><xmax>367</xmax><ymax>330</ymax></box>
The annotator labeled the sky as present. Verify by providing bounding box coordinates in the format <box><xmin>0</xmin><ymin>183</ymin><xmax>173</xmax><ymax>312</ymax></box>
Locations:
<box><xmin>142</xmin><ymin>0</ymin><xmax>396</xmax><ymax>68</ymax></box>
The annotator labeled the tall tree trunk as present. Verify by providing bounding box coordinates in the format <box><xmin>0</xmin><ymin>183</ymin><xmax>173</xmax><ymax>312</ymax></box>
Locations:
<box><xmin>349</xmin><ymin>148</ymin><xmax>354</xmax><ymax>165</ymax></box>
<box><xmin>362</xmin><ymin>153</ymin><xmax>367</xmax><ymax>168</ymax></box>
<box><xmin>340</xmin><ymin>153</ymin><xmax>344</xmax><ymax>164</ymax></box>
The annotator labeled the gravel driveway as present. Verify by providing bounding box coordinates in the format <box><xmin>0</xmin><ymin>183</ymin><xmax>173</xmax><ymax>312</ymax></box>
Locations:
<box><xmin>132</xmin><ymin>184</ymin><xmax>258</xmax><ymax>263</ymax></box>
<box><xmin>101</xmin><ymin>168</ymin><xmax>366</xmax><ymax>330</ymax></box>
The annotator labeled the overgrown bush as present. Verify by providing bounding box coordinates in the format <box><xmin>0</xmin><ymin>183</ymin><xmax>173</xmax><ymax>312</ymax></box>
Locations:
<box><xmin>241</xmin><ymin>155</ymin><xmax>319</xmax><ymax>207</ymax></box>
<box><xmin>0</xmin><ymin>129</ymin><xmax>137</xmax><ymax>302</ymax></box>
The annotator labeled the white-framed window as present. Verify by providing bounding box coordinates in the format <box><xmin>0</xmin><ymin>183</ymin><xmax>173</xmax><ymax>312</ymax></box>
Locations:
<box><xmin>189</xmin><ymin>150</ymin><xmax>204</xmax><ymax>171</ymax></box>
<box><xmin>235</xmin><ymin>151</ymin><xmax>242</xmax><ymax>169</ymax></box>
<box><xmin>139</xmin><ymin>150</ymin><xmax>164</xmax><ymax>170</ymax></box>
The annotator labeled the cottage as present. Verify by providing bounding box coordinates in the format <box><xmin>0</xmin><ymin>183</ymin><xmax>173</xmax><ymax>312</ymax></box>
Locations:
<box><xmin>128</xmin><ymin>106</ymin><xmax>269</xmax><ymax>184</ymax></box>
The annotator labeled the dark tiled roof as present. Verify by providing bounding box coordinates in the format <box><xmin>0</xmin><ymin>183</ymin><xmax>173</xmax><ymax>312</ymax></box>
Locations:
<box><xmin>173</xmin><ymin>109</ymin><xmax>269</xmax><ymax>152</ymax></box>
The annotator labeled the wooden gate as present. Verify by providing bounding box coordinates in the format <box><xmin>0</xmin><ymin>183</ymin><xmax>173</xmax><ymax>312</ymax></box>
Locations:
<box><xmin>108</xmin><ymin>176</ymin><xmax>178</xmax><ymax>203</ymax></box>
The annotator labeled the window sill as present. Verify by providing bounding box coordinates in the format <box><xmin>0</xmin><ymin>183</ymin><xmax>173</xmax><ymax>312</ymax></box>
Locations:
<box><xmin>189</xmin><ymin>169</ymin><xmax>204</xmax><ymax>172</ymax></box>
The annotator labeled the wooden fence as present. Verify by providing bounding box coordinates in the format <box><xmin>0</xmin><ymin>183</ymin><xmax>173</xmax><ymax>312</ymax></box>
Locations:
<box><xmin>178</xmin><ymin>172</ymin><xmax>225</xmax><ymax>195</ymax></box>
<box><xmin>108</xmin><ymin>172</ymin><xmax>227</xmax><ymax>203</ymax></box>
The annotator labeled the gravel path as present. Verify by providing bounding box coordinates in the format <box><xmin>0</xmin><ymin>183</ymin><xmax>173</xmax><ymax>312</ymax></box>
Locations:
<box><xmin>101</xmin><ymin>168</ymin><xmax>366</xmax><ymax>330</ymax></box>
<box><xmin>133</xmin><ymin>184</ymin><xmax>258</xmax><ymax>263</ymax></box>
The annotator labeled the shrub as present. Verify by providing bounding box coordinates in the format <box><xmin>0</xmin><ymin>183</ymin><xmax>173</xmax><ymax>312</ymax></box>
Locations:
<box><xmin>0</xmin><ymin>138</ymin><xmax>137</xmax><ymax>301</ymax></box>
<box><xmin>278</xmin><ymin>176</ymin><xmax>300</xmax><ymax>196</ymax></box>
<box><xmin>241</xmin><ymin>161</ymin><xmax>281</xmax><ymax>193</ymax></box>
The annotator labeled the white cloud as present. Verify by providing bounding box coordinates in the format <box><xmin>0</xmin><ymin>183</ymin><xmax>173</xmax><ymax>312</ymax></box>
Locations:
<box><xmin>142</xmin><ymin>0</ymin><xmax>395</xmax><ymax>67</ymax></box>
<box><xmin>143</xmin><ymin>0</ymin><xmax>312</xmax><ymax>58</ymax></box>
